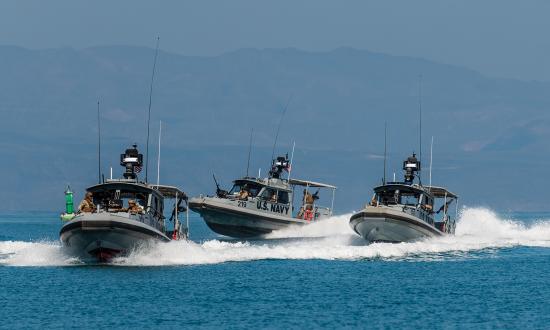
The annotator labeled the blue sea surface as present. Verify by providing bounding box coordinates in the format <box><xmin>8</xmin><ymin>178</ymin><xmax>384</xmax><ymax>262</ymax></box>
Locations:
<box><xmin>1</xmin><ymin>209</ymin><xmax>549</xmax><ymax>329</ymax></box>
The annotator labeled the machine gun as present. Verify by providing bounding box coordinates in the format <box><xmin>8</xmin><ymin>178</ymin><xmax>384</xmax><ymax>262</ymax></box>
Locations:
<box><xmin>169</xmin><ymin>194</ymin><xmax>188</xmax><ymax>223</ymax></box>
<box><xmin>311</xmin><ymin>189</ymin><xmax>320</xmax><ymax>201</ymax></box>
<box><xmin>212</xmin><ymin>174</ymin><xmax>228</xmax><ymax>198</ymax></box>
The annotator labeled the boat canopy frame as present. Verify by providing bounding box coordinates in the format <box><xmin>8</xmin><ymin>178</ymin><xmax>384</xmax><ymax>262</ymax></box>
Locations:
<box><xmin>289</xmin><ymin>178</ymin><xmax>337</xmax><ymax>216</ymax></box>
<box><xmin>289</xmin><ymin>178</ymin><xmax>337</xmax><ymax>190</ymax></box>
<box><xmin>149</xmin><ymin>184</ymin><xmax>187</xmax><ymax>199</ymax></box>
<box><xmin>425</xmin><ymin>186</ymin><xmax>458</xmax><ymax>199</ymax></box>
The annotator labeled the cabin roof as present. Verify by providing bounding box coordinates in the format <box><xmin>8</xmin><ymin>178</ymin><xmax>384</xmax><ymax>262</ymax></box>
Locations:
<box><xmin>87</xmin><ymin>181</ymin><xmax>163</xmax><ymax>198</ymax></box>
<box><xmin>425</xmin><ymin>186</ymin><xmax>458</xmax><ymax>199</ymax></box>
<box><xmin>374</xmin><ymin>183</ymin><xmax>458</xmax><ymax>199</ymax></box>
<box><xmin>233</xmin><ymin>177</ymin><xmax>266</xmax><ymax>186</ymax></box>
<box><xmin>289</xmin><ymin>179</ymin><xmax>337</xmax><ymax>189</ymax></box>
<box><xmin>374</xmin><ymin>183</ymin><xmax>427</xmax><ymax>195</ymax></box>
<box><xmin>233</xmin><ymin>177</ymin><xmax>292</xmax><ymax>191</ymax></box>
<box><xmin>149</xmin><ymin>185</ymin><xmax>187</xmax><ymax>198</ymax></box>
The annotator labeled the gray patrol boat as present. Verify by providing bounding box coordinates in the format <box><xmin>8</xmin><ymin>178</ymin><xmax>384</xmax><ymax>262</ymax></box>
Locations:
<box><xmin>350</xmin><ymin>153</ymin><xmax>458</xmax><ymax>243</ymax></box>
<box><xmin>189</xmin><ymin>154</ymin><xmax>337</xmax><ymax>238</ymax></box>
<box><xmin>60</xmin><ymin>144</ymin><xmax>189</xmax><ymax>262</ymax></box>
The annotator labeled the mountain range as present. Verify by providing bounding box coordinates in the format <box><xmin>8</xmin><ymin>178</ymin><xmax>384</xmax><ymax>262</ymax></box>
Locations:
<box><xmin>1</xmin><ymin>45</ymin><xmax>549</xmax><ymax>212</ymax></box>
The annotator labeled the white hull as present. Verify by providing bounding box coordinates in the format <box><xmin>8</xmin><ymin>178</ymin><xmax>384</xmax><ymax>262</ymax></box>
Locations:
<box><xmin>60</xmin><ymin>212</ymin><xmax>169</xmax><ymax>262</ymax></box>
<box><xmin>350</xmin><ymin>206</ymin><xmax>444</xmax><ymax>243</ymax></box>
<box><xmin>189</xmin><ymin>197</ymin><xmax>311</xmax><ymax>238</ymax></box>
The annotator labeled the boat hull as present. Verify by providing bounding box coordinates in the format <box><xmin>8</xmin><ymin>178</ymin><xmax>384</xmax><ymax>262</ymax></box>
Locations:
<box><xmin>189</xmin><ymin>197</ymin><xmax>308</xmax><ymax>238</ymax></box>
<box><xmin>350</xmin><ymin>207</ymin><xmax>443</xmax><ymax>243</ymax></box>
<box><xmin>59</xmin><ymin>213</ymin><xmax>170</xmax><ymax>262</ymax></box>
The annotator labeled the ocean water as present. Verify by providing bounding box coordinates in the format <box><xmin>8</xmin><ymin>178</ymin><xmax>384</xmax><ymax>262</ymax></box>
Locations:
<box><xmin>1</xmin><ymin>208</ymin><xmax>549</xmax><ymax>329</ymax></box>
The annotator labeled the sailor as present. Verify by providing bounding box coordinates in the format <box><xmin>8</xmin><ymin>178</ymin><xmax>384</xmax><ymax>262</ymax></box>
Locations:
<box><xmin>127</xmin><ymin>199</ymin><xmax>144</xmax><ymax>215</ymax></box>
<box><xmin>269</xmin><ymin>190</ymin><xmax>278</xmax><ymax>203</ymax></box>
<box><xmin>394</xmin><ymin>190</ymin><xmax>400</xmax><ymax>204</ymax></box>
<box><xmin>370</xmin><ymin>196</ymin><xmax>378</xmax><ymax>206</ymax></box>
<box><xmin>297</xmin><ymin>189</ymin><xmax>314</xmax><ymax>218</ymax></box>
<box><xmin>238</xmin><ymin>184</ymin><xmax>250</xmax><ymax>200</ymax></box>
<box><xmin>422</xmin><ymin>203</ymin><xmax>433</xmax><ymax>213</ymax></box>
<box><xmin>78</xmin><ymin>192</ymin><xmax>96</xmax><ymax>213</ymax></box>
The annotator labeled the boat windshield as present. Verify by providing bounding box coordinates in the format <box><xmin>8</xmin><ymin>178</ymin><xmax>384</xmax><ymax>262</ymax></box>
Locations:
<box><xmin>377</xmin><ymin>189</ymin><xmax>419</xmax><ymax>206</ymax></box>
<box><xmin>92</xmin><ymin>190</ymin><xmax>149</xmax><ymax>213</ymax></box>
<box><xmin>258</xmin><ymin>188</ymin><xmax>290</xmax><ymax>205</ymax></box>
<box><xmin>229</xmin><ymin>183</ymin><xmax>262</xmax><ymax>198</ymax></box>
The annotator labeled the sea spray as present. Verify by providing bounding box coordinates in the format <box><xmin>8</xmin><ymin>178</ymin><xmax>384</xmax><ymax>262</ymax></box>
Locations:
<box><xmin>2</xmin><ymin>207</ymin><xmax>550</xmax><ymax>267</ymax></box>
<box><xmin>0</xmin><ymin>240</ymin><xmax>80</xmax><ymax>266</ymax></box>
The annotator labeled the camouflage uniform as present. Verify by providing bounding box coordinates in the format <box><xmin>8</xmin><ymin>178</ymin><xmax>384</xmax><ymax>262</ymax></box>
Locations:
<box><xmin>78</xmin><ymin>193</ymin><xmax>96</xmax><ymax>213</ymax></box>
<box><xmin>127</xmin><ymin>200</ymin><xmax>144</xmax><ymax>214</ymax></box>
<box><xmin>297</xmin><ymin>190</ymin><xmax>314</xmax><ymax>218</ymax></box>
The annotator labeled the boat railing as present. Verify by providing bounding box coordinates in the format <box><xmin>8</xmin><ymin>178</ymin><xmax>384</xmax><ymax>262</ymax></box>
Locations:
<box><xmin>314</xmin><ymin>205</ymin><xmax>332</xmax><ymax>218</ymax></box>
<box><xmin>401</xmin><ymin>205</ymin><xmax>434</xmax><ymax>225</ymax></box>
<box><xmin>95</xmin><ymin>208</ymin><xmax>165</xmax><ymax>233</ymax></box>
<box><xmin>136</xmin><ymin>213</ymin><xmax>165</xmax><ymax>232</ymax></box>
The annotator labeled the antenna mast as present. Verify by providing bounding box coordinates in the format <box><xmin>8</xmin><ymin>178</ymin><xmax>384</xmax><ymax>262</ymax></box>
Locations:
<box><xmin>157</xmin><ymin>120</ymin><xmax>162</xmax><ymax>186</ymax></box>
<box><xmin>288</xmin><ymin>141</ymin><xmax>296</xmax><ymax>181</ymax></box>
<box><xmin>97</xmin><ymin>100</ymin><xmax>101</xmax><ymax>184</ymax></box>
<box><xmin>429</xmin><ymin>136</ymin><xmax>434</xmax><ymax>188</ymax></box>
<box><xmin>145</xmin><ymin>36</ymin><xmax>160</xmax><ymax>183</ymax></box>
<box><xmin>418</xmin><ymin>74</ymin><xmax>423</xmax><ymax>183</ymax></box>
<box><xmin>246</xmin><ymin>128</ymin><xmax>254</xmax><ymax>177</ymax></box>
<box><xmin>383</xmin><ymin>122</ymin><xmax>387</xmax><ymax>185</ymax></box>
<box><xmin>271</xmin><ymin>94</ymin><xmax>293</xmax><ymax>161</ymax></box>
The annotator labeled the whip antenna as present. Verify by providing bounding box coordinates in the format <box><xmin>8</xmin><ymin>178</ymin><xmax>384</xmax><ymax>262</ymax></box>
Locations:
<box><xmin>157</xmin><ymin>120</ymin><xmax>162</xmax><ymax>186</ymax></box>
<box><xmin>288</xmin><ymin>141</ymin><xmax>296</xmax><ymax>181</ymax></box>
<box><xmin>418</xmin><ymin>74</ymin><xmax>423</xmax><ymax>183</ymax></box>
<box><xmin>246</xmin><ymin>128</ymin><xmax>254</xmax><ymax>177</ymax></box>
<box><xmin>145</xmin><ymin>36</ymin><xmax>160</xmax><ymax>183</ymax></box>
<box><xmin>271</xmin><ymin>94</ymin><xmax>293</xmax><ymax>161</ymax></box>
<box><xmin>97</xmin><ymin>100</ymin><xmax>102</xmax><ymax>183</ymax></box>
<box><xmin>429</xmin><ymin>136</ymin><xmax>434</xmax><ymax>188</ymax></box>
<box><xmin>383</xmin><ymin>122</ymin><xmax>387</xmax><ymax>185</ymax></box>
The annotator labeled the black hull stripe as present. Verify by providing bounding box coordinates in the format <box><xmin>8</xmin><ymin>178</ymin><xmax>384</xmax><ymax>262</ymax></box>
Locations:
<box><xmin>350</xmin><ymin>211</ymin><xmax>442</xmax><ymax>236</ymax></box>
<box><xmin>205</xmin><ymin>222</ymin><xmax>272</xmax><ymax>238</ymax></box>
<box><xmin>60</xmin><ymin>220</ymin><xmax>170</xmax><ymax>242</ymax></box>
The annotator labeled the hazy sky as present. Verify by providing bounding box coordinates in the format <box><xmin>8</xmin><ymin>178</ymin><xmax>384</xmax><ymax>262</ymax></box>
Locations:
<box><xmin>1</xmin><ymin>0</ymin><xmax>549</xmax><ymax>81</ymax></box>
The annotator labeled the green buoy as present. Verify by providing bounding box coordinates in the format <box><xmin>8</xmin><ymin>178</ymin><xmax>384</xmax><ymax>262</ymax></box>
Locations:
<box><xmin>60</xmin><ymin>185</ymin><xmax>76</xmax><ymax>221</ymax></box>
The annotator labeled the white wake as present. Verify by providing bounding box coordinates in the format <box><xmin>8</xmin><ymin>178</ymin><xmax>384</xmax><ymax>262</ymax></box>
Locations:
<box><xmin>1</xmin><ymin>208</ymin><xmax>549</xmax><ymax>266</ymax></box>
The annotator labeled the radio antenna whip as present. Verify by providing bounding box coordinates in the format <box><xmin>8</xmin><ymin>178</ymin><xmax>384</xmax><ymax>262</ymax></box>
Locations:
<box><xmin>145</xmin><ymin>36</ymin><xmax>160</xmax><ymax>183</ymax></box>
<box><xmin>383</xmin><ymin>122</ymin><xmax>387</xmax><ymax>185</ymax></box>
<box><xmin>429</xmin><ymin>136</ymin><xmax>434</xmax><ymax>188</ymax></box>
<box><xmin>288</xmin><ymin>141</ymin><xmax>296</xmax><ymax>181</ymax></box>
<box><xmin>97</xmin><ymin>100</ymin><xmax>102</xmax><ymax>183</ymax></box>
<box><xmin>271</xmin><ymin>94</ymin><xmax>293</xmax><ymax>161</ymax></box>
<box><xmin>157</xmin><ymin>120</ymin><xmax>162</xmax><ymax>186</ymax></box>
<box><xmin>418</xmin><ymin>74</ymin><xmax>423</xmax><ymax>183</ymax></box>
<box><xmin>246</xmin><ymin>128</ymin><xmax>254</xmax><ymax>177</ymax></box>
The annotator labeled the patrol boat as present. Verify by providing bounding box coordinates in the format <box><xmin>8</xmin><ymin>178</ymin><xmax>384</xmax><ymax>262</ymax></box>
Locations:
<box><xmin>349</xmin><ymin>153</ymin><xmax>458</xmax><ymax>243</ymax></box>
<box><xmin>59</xmin><ymin>144</ymin><xmax>189</xmax><ymax>262</ymax></box>
<box><xmin>189</xmin><ymin>154</ymin><xmax>337</xmax><ymax>238</ymax></box>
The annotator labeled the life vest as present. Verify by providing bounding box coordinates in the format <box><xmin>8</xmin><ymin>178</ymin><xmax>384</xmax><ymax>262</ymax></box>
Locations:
<box><xmin>304</xmin><ymin>209</ymin><xmax>314</xmax><ymax>221</ymax></box>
